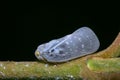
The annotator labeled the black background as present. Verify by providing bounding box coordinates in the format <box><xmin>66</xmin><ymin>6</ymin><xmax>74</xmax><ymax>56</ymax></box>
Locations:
<box><xmin>2</xmin><ymin>5</ymin><xmax>120</xmax><ymax>61</ymax></box>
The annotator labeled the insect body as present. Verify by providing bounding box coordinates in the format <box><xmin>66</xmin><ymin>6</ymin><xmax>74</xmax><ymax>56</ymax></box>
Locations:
<box><xmin>35</xmin><ymin>27</ymin><xmax>100</xmax><ymax>62</ymax></box>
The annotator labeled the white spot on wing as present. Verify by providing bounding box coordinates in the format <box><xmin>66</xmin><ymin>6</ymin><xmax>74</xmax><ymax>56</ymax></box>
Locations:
<box><xmin>78</xmin><ymin>38</ymin><xmax>81</xmax><ymax>42</ymax></box>
<box><xmin>74</xmin><ymin>36</ymin><xmax>77</xmax><ymax>39</ymax></box>
<box><xmin>81</xmin><ymin>44</ymin><xmax>84</xmax><ymax>48</ymax></box>
<box><xmin>86</xmin><ymin>35</ymin><xmax>89</xmax><ymax>38</ymax></box>
<box><xmin>65</xmin><ymin>41</ymin><xmax>69</xmax><ymax>45</ymax></box>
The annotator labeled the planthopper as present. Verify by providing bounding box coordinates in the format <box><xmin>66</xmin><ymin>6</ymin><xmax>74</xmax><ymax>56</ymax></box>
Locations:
<box><xmin>35</xmin><ymin>27</ymin><xmax>100</xmax><ymax>63</ymax></box>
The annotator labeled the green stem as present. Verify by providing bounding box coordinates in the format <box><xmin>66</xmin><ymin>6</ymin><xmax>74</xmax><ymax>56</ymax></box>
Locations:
<box><xmin>87</xmin><ymin>58</ymin><xmax>120</xmax><ymax>72</ymax></box>
<box><xmin>0</xmin><ymin>61</ymin><xmax>83</xmax><ymax>79</ymax></box>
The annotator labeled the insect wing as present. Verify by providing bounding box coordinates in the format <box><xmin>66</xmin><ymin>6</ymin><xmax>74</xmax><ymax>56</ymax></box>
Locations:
<box><xmin>44</xmin><ymin>27</ymin><xmax>99</xmax><ymax>62</ymax></box>
<box><xmin>35</xmin><ymin>27</ymin><xmax>100</xmax><ymax>62</ymax></box>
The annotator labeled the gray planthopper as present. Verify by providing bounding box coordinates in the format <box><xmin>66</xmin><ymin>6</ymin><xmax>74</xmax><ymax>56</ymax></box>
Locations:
<box><xmin>35</xmin><ymin>27</ymin><xmax>100</xmax><ymax>62</ymax></box>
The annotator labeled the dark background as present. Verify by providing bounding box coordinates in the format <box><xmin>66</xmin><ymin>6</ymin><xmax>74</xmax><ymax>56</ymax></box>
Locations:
<box><xmin>2</xmin><ymin>6</ymin><xmax>120</xmax><ymax>61</ymax></box>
